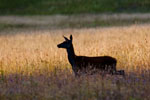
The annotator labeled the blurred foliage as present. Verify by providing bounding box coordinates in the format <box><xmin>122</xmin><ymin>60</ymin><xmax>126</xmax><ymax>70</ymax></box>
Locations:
<box><xmin>0</xmin><ymin>0</ymin><xmax>150</xmax><ymax>15</ymax></box>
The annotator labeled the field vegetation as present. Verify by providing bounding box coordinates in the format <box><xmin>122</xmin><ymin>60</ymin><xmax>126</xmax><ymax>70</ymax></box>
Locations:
<box><xmin>0</xmin><ymin>0</ymin><xmax>150</xmax><ymax>15</ymax></box>
<box><xmin>0</xmin><ymin>24</ymin><xmax>150</xmax><ymax>100</ymax></box>
<box><xmin>1</xmin><ymin>0</ymin><xmax>150</xmax><ymax>99</ymax></box>
<box><xmin>1</xmin><ymin>14</ymin><xmax>150</xmax><ymax>31</ymax></box>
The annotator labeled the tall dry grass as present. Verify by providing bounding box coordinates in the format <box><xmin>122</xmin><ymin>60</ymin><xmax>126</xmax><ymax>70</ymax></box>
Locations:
<box><xmin>0</xmin><ymin>24</ymin><xmax>150</xmax><ymax>100</ymax></box>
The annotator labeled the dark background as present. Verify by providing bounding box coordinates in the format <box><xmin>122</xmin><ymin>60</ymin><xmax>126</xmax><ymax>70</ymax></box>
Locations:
<box><xmin>0</xmin><ymin>0</ymin><xmax>150</xmax><ymax>15</ymax></box>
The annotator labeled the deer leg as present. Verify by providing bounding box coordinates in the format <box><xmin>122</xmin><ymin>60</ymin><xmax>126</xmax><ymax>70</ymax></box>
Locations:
<box><xmin>115</xmin><ymin>70</ymin><xmax>125</xmax><ymax>78</ymax></box>
<box><xmin>107</xmin><ymin>64</ymin><xmax>117</xmax><ymax>75</ymax></box>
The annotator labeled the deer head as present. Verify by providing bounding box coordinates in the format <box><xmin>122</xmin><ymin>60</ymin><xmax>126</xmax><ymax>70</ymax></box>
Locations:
<box><xmin>57</xmin><ymin>35</ymin><xmax>73</xmax><ymax>49</ymax></box>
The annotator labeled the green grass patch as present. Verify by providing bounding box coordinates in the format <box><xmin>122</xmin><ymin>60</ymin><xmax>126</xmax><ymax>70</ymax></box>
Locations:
<box><xmin>0</xmin><ymin>0</ymin><xmax>150</xmax><ymax>15</ymax></box>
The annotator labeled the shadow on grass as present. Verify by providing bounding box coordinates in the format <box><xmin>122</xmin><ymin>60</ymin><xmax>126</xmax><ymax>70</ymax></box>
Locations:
<box><xmin>0</xmin><ymin>24</ymin><xmax>37</xmax><ymax>31</ymax></box>
<box><xmin>0</xmin><ymin>68</ymin><xmax>150</xmax><ymax>100</ymax></box>
<box><xmin>58</xmin><ymin>18</ymin><xmax>150</xmax><ymax>28</ymax></box>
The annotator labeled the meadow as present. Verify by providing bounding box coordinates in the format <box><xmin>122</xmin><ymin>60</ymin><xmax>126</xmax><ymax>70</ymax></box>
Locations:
<box><xmin>0</xmin><ymin>23</ymin><xmax>150</xmax><ymax>100</ymax></box>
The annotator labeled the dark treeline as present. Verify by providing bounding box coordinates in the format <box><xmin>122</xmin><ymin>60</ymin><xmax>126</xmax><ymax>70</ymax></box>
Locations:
<box><xmin>0</xmin><ymin>0</ymin><xmax>150</xmax><ymax>15</ymax></box>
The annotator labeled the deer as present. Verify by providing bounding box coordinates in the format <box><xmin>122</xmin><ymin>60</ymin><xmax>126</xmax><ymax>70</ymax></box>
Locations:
<box><xmin>57</xmin><ymin>35</ymin><xmax>125</xmax><ymax>76</ymax></box>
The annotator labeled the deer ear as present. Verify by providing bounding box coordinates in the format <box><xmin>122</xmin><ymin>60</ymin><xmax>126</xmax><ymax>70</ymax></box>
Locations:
<box><xmin>70</xmin><ymin>35</ymin><xmax>73</xmax><ymax>41</ymax></box>
<box><xmin>63</xmin><ymin>35</ymin><xmax>69</xmax><ymax>41</ymax></box>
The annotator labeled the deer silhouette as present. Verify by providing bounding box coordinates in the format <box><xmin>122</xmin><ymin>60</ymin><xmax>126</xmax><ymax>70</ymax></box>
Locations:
<box><xmin>57</xmin><ymin>35</ymin><xmax>125</xmax><ymax>76</ymax></box>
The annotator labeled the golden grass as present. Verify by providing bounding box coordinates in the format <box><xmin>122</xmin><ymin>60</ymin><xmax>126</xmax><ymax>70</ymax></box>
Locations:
<box><xmin>0</xmin><ymin>24</ymin><xmax>150</xmax><ymax>100</ymax></box>
<box><xmin>1</xmin><ymin>24</ymin><xmax>150</xmax><ymax>73</ymax></box>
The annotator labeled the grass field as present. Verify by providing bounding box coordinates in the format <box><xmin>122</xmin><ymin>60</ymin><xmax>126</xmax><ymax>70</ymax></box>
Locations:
<box><xmin>0</xmin><ymin>24</ymin><xmax>150</xmax><ymax>100</ymax></box>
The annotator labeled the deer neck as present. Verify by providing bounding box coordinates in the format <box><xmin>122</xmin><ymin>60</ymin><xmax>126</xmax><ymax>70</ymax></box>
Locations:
<box><xmin>66</xmin><ymin>45</ymin><xmax>76</xmax><ymax>71</ymax></box>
